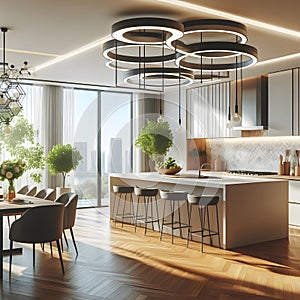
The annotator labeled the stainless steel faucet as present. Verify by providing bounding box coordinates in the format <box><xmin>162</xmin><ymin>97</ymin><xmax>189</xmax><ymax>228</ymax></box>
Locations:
<box><xmin>198</xmin><ymin>162</ymin><xmax>214</xmax><ymax>178</ymax></box>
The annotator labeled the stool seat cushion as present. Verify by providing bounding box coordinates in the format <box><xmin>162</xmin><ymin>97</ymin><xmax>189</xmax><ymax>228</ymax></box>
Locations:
<box><xmin>160</xmin><ymin>190</ymin><xmax>187</xmax><ymax>201</ymax></box>
<box><xmin>135</xmin><ymin>187</ymin><xmax>158</xmax><ymax>197</ymax></box>
<box><xmin>113</xmin><ymin>185</ymin><xmax>134</xmax><ymax>193</ymax></box>
<box><xmin>188</xmin><ymin>194</ymin><xmax>219</xmax><ymax>206</ymax></box>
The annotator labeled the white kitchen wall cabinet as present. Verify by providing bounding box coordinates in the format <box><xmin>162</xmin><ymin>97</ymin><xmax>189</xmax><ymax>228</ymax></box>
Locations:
<box><xmin>268</xmin><ymin>70</ymin><xmax>293</xmax><ymax>136</ymax></box>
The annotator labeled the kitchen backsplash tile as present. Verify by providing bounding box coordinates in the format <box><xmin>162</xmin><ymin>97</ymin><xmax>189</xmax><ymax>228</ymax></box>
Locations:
<box><xmin>207</xmin><ymin>136</ymin><xmax>300</xmax><ymax>171</ymax></box>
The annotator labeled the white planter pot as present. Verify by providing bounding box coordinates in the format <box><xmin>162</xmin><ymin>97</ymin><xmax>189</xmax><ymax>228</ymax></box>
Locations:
<box><xmin>56</xmin><ymin>187</ymin><xmax>71</xmax><ymax>197</ymax></box>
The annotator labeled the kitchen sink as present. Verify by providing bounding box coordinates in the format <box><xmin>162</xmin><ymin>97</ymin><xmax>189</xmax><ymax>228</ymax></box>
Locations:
<box><xmin>171</xmin><ymin>174</ymin><xmax>221</xmax><ymax>179</ymax></box>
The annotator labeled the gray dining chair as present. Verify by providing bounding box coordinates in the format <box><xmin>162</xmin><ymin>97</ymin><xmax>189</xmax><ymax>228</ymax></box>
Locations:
<box><xmin>17</xmin><ymin>185</ymin><xmax>30</xmax><ymax>195</ymax></box>
<box><xmin>9</xmin><ymin>204</ymin><xmax>65</xmax><ymax>280</ymax></box>
<box><xmin>35</xmin><ymin>188</ymin><xmax>55</xmax><ymax>199</ymax></box>
<box><xmin>55</xmin><ymin>193</ymin><xmax>79</xmax><ymax>255</ymax></box>
<box><xmin>26</xmin><ymin>186</ymin><xmax>37</xmax><ymax>196</ymax></box>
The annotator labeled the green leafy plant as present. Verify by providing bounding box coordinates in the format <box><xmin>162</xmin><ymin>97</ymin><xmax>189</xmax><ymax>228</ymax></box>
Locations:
<box><xmin>46</xmin><ymin>144</ymin><xmax>83</xmax><ymax>188</ymax></box>
<box><xmin>135</xmin><ymin>120</ymin><xmax>173</xmax><ymax>160</ymax></box>
<box><xmin>156</xmin><ymin>157</ymin><xmax>181</xmax><ymax>169</ymax></box>
<box><xmin>0</xmin><ymin>114</ymin><xmax>45</xmax><ymax>183</ymax></box>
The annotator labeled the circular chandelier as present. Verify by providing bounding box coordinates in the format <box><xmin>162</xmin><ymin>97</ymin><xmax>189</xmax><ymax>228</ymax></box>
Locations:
<box><xmin>123</xmin><ymin>67</ymin><xmax>194</xmax><ymax>88</ymax></box>
<box><xmin>103</xmin><ymin>17</ymin><xmax>258</xmax><ymax>89</ymax></box>
<box><xmin>112</xmin><ymin>17</ymin><xmax>184</xmax><ymax>44</ymax></box>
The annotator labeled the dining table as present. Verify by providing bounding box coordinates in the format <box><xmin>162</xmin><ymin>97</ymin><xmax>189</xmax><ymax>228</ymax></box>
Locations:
<box><xmin>0</xmin><ymin>196</ymin><xmax>63</xmax><ymax>280</ymax></box>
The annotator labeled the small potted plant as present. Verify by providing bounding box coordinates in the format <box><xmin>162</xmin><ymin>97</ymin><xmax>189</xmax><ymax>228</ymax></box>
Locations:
<box><xmin>46</xmin><ymin>144</ymin><xmax>83</xmax><ymax>196</ymax></box>
<box><xmin>156</xmin><ymin>157</ymin><xmax>182</xmax><ymax>175</ymax></box>
<box><xmin>135</xmin><ymin>120</ymin><xmax>173</xmax><ymax>168</ymax></box>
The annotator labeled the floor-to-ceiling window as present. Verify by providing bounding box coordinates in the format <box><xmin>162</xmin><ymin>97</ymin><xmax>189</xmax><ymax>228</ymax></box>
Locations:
<box><xmin>99</xmin><ymin>91</ymin><xmax>133</xmax><ymax>206</ymax></box>
<box><xmin>63</xmin><ymin>88</ymin><xmax>98</xmax><ymax>208</ymax></box>
<box><xmin>9</xmin><ymin>85</ymin><xmax>133</xmax><ymax>208</ymax></box>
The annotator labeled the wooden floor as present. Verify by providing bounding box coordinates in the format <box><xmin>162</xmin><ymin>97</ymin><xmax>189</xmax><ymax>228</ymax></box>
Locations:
<box><xmin>1</xmin><ymin>208</ymin><xmax>300</xmax><ymax>299</ymax></box>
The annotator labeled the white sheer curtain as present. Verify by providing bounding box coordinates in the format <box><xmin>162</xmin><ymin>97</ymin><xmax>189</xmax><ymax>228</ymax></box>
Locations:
<box><xmin>41</xmin><ymin>85</ymin><xmax>64</xmax><ymax>188</ymax></box>
<box><xmin>18</xmin><ymin>84</ymin><xmax>45</xmax><ymax>190</ymax></box>
<box><xmin>63</xmin><ymin>88</ymin><xmax>75</xmax><ymax>145</ymax></box>
<box><xmin>63</xmin><ymin>88</ymin><xmax>75</xmax><ymax>187</ymax></box>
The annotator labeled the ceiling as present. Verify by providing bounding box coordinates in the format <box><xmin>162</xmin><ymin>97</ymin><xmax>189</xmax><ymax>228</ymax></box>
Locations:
<box><xmin>2</xmin><ymin>0</ymin><xmax>300</xmax><ymax>90</ymax></box>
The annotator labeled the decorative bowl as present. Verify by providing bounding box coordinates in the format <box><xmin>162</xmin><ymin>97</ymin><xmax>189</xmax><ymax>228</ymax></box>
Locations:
<box><xmin>157</xmin><ymin>167</ymin><xmax>182</xmax><ymax>175</ymax></box>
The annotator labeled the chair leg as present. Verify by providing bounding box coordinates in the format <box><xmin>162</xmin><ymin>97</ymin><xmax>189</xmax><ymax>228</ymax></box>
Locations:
<box><xmin>7</xmin><ymin>216</ymin><xmax>10</xmax><ymax>229</ymax></box>
<box><xmin>135</xmin><ymin>196</ymin><xmax>140</xmax><ymax>233</ymax></box>
<box><xmin>33</xmin><ymin>243</ymin><xmax>35</xmax><ymax>270</ymax></box>
<box><xmin>50</xmin><ymin>242</ymin><xmax>53</xmax><ymax>256</ymax></box>
<box><xmin>63</xmin><ymin>230</ymin><xmax>69</xmax><ymax>247</ymax></box>
<box><xmin>9</xmin><ymin>240</ymin><xmax>13</xmax><ymax>281</ymax></box>
<box><xmin>160</xmin><ymin>200</ymin><xmax>166</xmax><ymax>241</ymax></box>
<box><xmin>70</xmin><ymin>228</ymin><xmax>78</xmax><ymax>255</ymax></box>
<box><xmin>60</xmin><ymin>237</ymin><xmax>64</xmax><ymax>252</ymax></box>
<box><xmin>56</xmin><ymin>240</ymin><xmax>65</xmax><ymax>274</ymax></box>
<box><xmin>186</xmin><ymin>203</ymin><xmax>192</xmax><ymax>248</ymax></box>
<box><xmin>155</xmin><ymin>196</ymin><xmax>160</xmax><ymax>232</ymax></box>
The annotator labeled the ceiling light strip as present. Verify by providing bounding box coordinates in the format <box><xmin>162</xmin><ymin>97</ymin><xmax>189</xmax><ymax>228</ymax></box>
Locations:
<box><xmin>155</xmin><ymin>0</ymin><xmax>300</xmax><ymax>39</ymax></box>
<box><xmin>1</xmin><ymin>48</ymin><xmax>59</xmax><ymax>57</ymax></box>
<box><xmin>33</xmin><ymin>35</ymin><xmax>111</xmax><ymax>72</ymax></box>
<box><xmin>255</xmin><ymin>52</ymin><xmax>300</xmax><ymax>66</ymax></box>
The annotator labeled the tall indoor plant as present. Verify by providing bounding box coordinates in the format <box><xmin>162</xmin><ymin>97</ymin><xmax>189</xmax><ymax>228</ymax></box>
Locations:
<box><xmin>46</xmin><ymin>144</ymin><xmax>83</xmax><ymax>194</ymax></box>
<box><xmin>135</xmin><ymin>120</ymin><xmax>173</xmax><ymax>167</ymax></box>
<box><xmin>0</xmin><ymin>114</ymin><xmax>45</xmax><ymax>184</ymax></box>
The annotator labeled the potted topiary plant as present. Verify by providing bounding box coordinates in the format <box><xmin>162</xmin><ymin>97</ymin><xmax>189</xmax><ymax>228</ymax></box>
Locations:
<box><xmin>135</xmin><ymin>120</ymin><xmax>173</xmax><ymax>169</ymax></box>
<box><xmin>46</xmin><ymin>144</ymin><xmax>83</xmax><ymax>196</ymax></box>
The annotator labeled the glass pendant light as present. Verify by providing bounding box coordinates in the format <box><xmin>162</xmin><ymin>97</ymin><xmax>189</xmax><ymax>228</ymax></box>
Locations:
<box><xmin>226</xmin><ymin>81</ymin><xmax>232</xmax><ymax>128</ymax></box>
<box><xmin>176</xmin><ymin>64</ymin><xmax>183</xmax><ymax>133</ymax></box>
<box><xmin>157</xmin><ymin>95</ymin><xmax>165</xmax><ymax>123</ymax></box>
<box><xmin>232</xmin><ymin>54</ymin><xmax>241</xmax><ymax>125</ymax></box>
<box><xmin>3</xmin><ymin>118</ymin><xmax>12</xmax><ymax>134</ymax></box>
<box><xmin>226</xmin><ymin>106</ymin><xmax>232</xmax><ymax>129</ymax></box>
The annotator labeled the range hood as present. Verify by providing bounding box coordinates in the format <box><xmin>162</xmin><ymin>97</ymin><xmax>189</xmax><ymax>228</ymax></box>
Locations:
<box><xmin>233</xmin><ymin>75</ymin><xmax>268</xmax><ymax>131</ymax></box>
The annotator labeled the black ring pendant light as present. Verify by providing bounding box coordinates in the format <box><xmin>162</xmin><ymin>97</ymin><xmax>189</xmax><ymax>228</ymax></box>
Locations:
<box><xmin>104</xmin><ymin>17</ymin><xmax>258</xmax><ymax>88</ymax></box>
<box><xmin>112</xmin><ymin>17</ymin><xmax>184</xmax><ymax>44</ymax></box>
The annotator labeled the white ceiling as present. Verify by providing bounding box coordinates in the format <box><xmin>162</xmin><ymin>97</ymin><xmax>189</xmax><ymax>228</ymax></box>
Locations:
<box><xmin>2</xmin><ymin>0</ymin><xmax>300</xmax><ymax>89</ymax></box>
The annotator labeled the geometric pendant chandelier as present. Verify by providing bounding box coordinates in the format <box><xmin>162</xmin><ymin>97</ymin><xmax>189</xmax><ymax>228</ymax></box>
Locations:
<box><xmin>103</xmin><ymin>17</ymin><xmax>258</xmax><ymax>90</ymax></box>
<box><xmin>0</xmin><ymin>27</ymin><xmax>30</xmax><ymax>125</ymax></box>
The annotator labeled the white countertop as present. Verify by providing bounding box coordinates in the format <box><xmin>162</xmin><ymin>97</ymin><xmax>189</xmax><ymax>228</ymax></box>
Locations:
<box><xmin>110</xmin><ymin>170</ymin><xmax>286</xmax><ymax>189</ymax></box>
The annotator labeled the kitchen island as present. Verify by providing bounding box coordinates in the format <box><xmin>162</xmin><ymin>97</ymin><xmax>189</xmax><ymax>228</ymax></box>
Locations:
<box><xmin>109</xmin><ymin>171</ymin><xmax>288</xmax><ymax>249</ymax></box>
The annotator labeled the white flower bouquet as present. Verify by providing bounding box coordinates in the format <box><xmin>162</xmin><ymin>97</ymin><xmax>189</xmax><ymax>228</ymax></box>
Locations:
<box><xmin>0</xmin><ymin>159</ymin><xmax>26</xmax><ymax>182</ymax></box>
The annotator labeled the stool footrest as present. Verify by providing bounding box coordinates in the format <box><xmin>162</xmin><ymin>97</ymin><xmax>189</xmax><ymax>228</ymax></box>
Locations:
<box><xmin>115</xmin><ymin>213</ymin><xmax>135</xmax><ymax>219</ymax></box>
<box><xmin>162</xmin><ymin>221</ymin><xmax>190</xmax><ymax>229</ymax></box>
<box><xmin>136</xmin><ymin>217</ymin><xmax>160</xmax><ymax>223</ymax></box>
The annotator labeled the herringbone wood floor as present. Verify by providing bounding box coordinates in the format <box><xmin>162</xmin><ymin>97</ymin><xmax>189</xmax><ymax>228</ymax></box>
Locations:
<box><xmin>1</xmin><ymin>207</ymin><xmax>300</xmax><ymax>299</ymax></box>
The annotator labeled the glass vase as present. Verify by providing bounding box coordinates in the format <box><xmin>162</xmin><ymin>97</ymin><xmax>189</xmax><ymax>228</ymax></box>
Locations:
<box><xmin>8</xmin><ymin>180</ymin><xmax>15</xmax><ymax>201</ymax></box>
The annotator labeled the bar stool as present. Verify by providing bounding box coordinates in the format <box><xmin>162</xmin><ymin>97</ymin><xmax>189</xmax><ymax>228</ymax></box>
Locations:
<box><xmin>187</xmin><ymin>194</ymin><xmax>220</xmax><ymax>252</ymax></box>
<box><xmin>112</xmin><ymin>185</ymin><xmax>135</xmax><ymax>227</ymax></box>
<box><xmin>134</xmin><ymin>187</ymin><xmax>160</xmax><ymax>235</ymax></box>
<box><xmin>159</xmin><ymin>190</ymin><xmax>189</xmax><ymax>244</ymax></box>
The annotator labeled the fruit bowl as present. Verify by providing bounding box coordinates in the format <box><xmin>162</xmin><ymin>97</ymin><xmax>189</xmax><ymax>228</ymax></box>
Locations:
<box><xmin>157</xmin><ymin>167</ymin><xmax>182</xmax><ymax>175</ymax></box>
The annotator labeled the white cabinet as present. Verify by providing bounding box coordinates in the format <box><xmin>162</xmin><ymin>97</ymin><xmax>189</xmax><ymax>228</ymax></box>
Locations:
<box><xmin>289</xmin><ymin>180</ymin><xmax>300</xmax><ymax>227</ymax></box>
<box><xmin>268</xmin><ymin>70</ymin><xmax>293</xmax><ymax>136</ymax></box>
